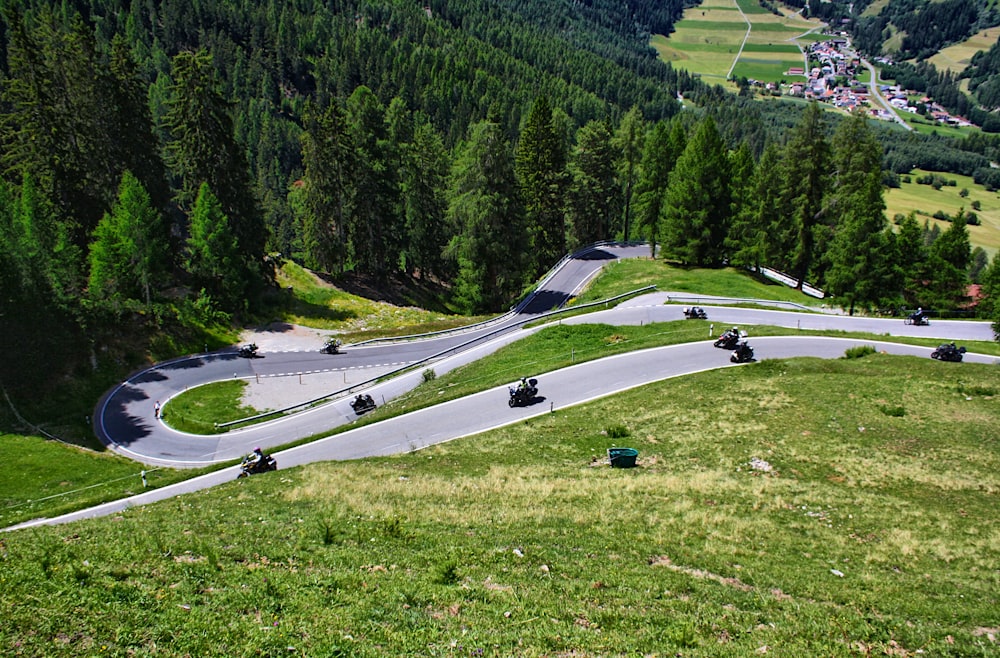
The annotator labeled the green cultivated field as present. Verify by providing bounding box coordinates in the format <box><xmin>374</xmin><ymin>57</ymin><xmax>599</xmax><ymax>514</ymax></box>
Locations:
<box><xmin>652</xmin><ymin>0</ymin><xmax>822</xmax><ymax>85</ymax></box>
<box><xmin>2</xmin><ymin>354</ymin><xmax>998</xmax><ymax>656</ymax></box>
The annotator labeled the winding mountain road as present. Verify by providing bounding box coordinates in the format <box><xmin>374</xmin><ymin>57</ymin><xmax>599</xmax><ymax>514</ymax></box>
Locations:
<box><xmin>11</xmin><ymin>247</ymin><xmax>993</xmax><ymax>530</ymax></box>
<box><xmin>93</xmin><ymin>244</ymin><xmax>652</xmax><ymax>467</ymax></box>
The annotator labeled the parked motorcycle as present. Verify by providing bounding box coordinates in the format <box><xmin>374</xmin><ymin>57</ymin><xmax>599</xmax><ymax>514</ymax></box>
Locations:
<box><xmin>238</xmin><ymin>343</ymin><xmax>259</xmax><ymax>358</ymax></box>
<box><xmin>930</xmin><ymin>343</ymin><xmax>966</xmax><ymax>362</ymax></box>
<box><xmin>714</xmin><ymin>328</ymin><xmax>741</xmax><ymax>349</ymax></box>
<box><xmin>320</xmin><ymin>338</ymin><xmax>342</xmax><ymax>355</ymax></box>
<box><xmin>508</xmin><ymin>377</ymin><xmax>538</xmax><ymax>407</ymax></box>
<box><xmin>683</xmin><ymin>306</ymin><xmax>708</xmax><ymax>320</ymax></box>
<box><xmin>350</xmin><ymin>393</ymin><xmax>377</xmax><ymax>415</ymax></box>
<box><xmin>238</xmin><ymin>451</ymin><xmax>276</xmax><ymax>478</ymax></box>
<box><xmin>730</xmin><ymin>341</ymin><xmax>755</xmax><ymax>363</ymax></box>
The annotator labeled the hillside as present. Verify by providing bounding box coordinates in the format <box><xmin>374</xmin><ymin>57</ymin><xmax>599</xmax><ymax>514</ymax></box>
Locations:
<box><xmin>2</xmin><ymin>352</ymin><xmax>998</xmax><ymax>655</ymax></box>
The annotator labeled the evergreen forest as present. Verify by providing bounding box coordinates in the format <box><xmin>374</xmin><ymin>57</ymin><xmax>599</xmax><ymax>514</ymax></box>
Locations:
<box><xmin>1</xmin><ymin>0</ymin><xmax>1000</xmax><ymax>409</ymax></box>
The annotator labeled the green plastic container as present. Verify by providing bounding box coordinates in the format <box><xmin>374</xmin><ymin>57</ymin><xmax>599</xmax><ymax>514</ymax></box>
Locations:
<box><xmin>608</xmin><ymin>447</ymin><xmax>638</xmax><ymax>468</ymax></box>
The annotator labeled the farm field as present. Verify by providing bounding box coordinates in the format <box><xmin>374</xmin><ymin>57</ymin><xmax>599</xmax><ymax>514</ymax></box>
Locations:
<box><xmin>884</xmin><ymin>169</ymin><xmax>1000</xmax><ymax>257</ymax></box>
<box><xmin>651</xmin><ymin>0</ymin><xmax>824</xmax><ymax>85</ymax></box>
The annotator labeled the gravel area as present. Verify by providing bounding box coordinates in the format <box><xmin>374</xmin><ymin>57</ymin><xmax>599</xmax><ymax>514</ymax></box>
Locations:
<box><xmin>239</xmin><ymin>322</ymin><xmax>335</xmax><ymax>352</ymax></box>
<box><xmin>236</xmin><ymin>322</ymin><xmax>394</xmax><ymax>412</ymax></box>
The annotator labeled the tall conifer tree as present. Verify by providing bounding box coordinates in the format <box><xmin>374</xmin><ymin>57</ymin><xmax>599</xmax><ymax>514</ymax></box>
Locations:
<box><xmin>515</xmin><ymin>95</ymin><xmax>568</xmax><ymax>277</ymax></box>
<box><xmin>566</xmin><ymin>120</ymin><xmax>620</xmax><ymax>248</ymax></box>
<box><xmin>88</xmin><ymin>172</ymin><xmax>167</xmax><ymax>308</ymax></box>
<box><xmin>298</xmin><ymin>99</ymin><xmax>353</xmax><ymax>273</ymax></box>
<box><xmin>165</xmin><ymin>50</ymin><xmax>267</xmax><ymax>292</ymax></box>
<box><xmin>776</xmin><ymin>103</ymin><xmax>831</xmax><ymax>289</ymax></box>
<box><xmin>660</xmin><ymin>117</ymin><xmax>731</xmax><ymax>266</ymax></box>
<box><xmin>446</xmin><ymin>121</ymin><xmax>526</xmax><ymax>314</ymax></box>
<box><xmin>613</xmin><ymin>106</ymin><xmax>645</xmax><ymax>242</ymax></box>
<box><xmin>634</xmin><ymin>119</ymin><xmax>680</xmax><ymax>257</ymax></box>
<box><xmin>185</xmin><ymin>183</ymin><xmax>243</xmax><ymax>311</ymax></box>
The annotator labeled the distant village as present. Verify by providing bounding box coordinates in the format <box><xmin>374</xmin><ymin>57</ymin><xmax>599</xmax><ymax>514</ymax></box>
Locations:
<box><xmin>747</xmin><ymin>35</ymin><xmax>975</xmax><ymax>128</ymax></box>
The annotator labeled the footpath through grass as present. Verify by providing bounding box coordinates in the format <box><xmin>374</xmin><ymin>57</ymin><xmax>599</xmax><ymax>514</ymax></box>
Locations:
<box><xmin>2</xmin><ymin>354</ymin><xmax>997</xmax><ymax>656</ymax></box>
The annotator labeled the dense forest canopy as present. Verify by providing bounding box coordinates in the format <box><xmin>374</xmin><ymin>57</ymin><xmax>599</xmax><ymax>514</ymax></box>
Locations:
<box><xmin>0</xmin><ymin>0</ymin><xmax>998</xmax><ymax>405</ymax></box>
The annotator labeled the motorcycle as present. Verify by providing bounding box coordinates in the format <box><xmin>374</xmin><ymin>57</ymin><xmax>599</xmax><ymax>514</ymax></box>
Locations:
<box><xmin>683</xmin><ymin>306</ymin><xmax>708</xmax><ymax>320</ymax></box>
<box><xmin>930</xmin><ymin>343</ymin><xmax>966</xmax><ymax>362</ymax></box>
<box><xmin>350</xmin><ymin>393</ymin><xmax>377</xmax><ymax>415</ymax></box>
<box><xmin>320</xmin><ymin>338</ymin><xmax>342</xmax><ymax>355</ymax></box>
<box><xmin>730</xmin><ymin>341</ymin><xmax>755</xmax><ymax>363</ymax></box>
<box><xmin>238</xmin><ymin>452</ymin><xmax>277</xmax><ymax>478</ymax></box>
<box><xmin>714</xmin><ymin>330</ymin><xmax>741</xmax><ymax>350</ymax></box>
<box><xmin>904</xmin><ymin>313</ymin><xmax>930</xmax><ymax>326</ymax></box>
<box><xmin>238</xmin><ymin>343</ymin><xmax>259</xmax><ymax>358</ymax></box>
<box><xmin>508</xmin><ymin>378</ymin><xmax>538</xmax><ymax>407</ymax></box>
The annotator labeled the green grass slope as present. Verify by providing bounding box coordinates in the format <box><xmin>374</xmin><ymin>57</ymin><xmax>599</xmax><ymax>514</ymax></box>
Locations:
<box><xmin>2</xmin><ymin>354</ymin><xmax>998</xmax><ymax>656</ymax></box>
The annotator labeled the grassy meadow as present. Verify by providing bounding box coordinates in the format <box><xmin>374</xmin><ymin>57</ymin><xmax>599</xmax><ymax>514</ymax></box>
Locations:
<box><xmin>0</xmin><ymin>432</ymin><xmax>210</xmax><ymax>529</ymax></box>
<box><xmin>569</xmin><ymin>258</ymin><xmax>827</xmax><ymax>307</ymax></box>
<box><xmin>2</xmin><ymin>354</ymin><xmax>998</xmax><ymax>656</ymax></box>
<box><xmin>277</xmin><ymin>261</ymin><xmax>487</xmax><ymax>339</ymax></box>
<box><xmin>884</xmin><ymin>169</ymin><xmax>1000</xmax><ymax>257</ymax></box>
<box><xmin>922</xmin><ymin>26</ymin><xmax>1000</xmax><ymax>77</ymax></box>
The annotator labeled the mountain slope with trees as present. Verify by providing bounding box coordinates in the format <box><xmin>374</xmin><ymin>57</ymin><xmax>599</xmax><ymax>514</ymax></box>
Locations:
<box><xmin>1</xmin><ymin>0</ymin><xmax>998</xmax><ymax>433</ymax></box>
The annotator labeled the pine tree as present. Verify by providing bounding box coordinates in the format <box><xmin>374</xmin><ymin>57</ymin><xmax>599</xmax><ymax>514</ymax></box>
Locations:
<box><xmin>88</xmin><ymin>172</ymin><xmax>168</xmax><ymax>308</ymax></box>
<box><xmin>634</xmin><ymin>119</ymin><xmax>680</xmax><ymax>257</ymax></box>
<box><xmin>346</xmin><ymin>85</ymin><xmax>402</xmax><ymax>278</ymax></box>
<box><xmin>926</xmin><ymin>211</ymin><xmax>972</xmax><ymax>308</ymax></box>
<box><xmin>825</xmin><ymin>174</ymin><xmax>896</xmax><ymax>314</ymax></box>
<box><xmin>566</xmin><ymin>120</ymin><xmax>620</xmax><ymax>248</ymax></box>
<box><xmin>776</xmin><ymin>103</ymin><xmax>831</xmax><ymax>289</ymax></box>
<box><xmin>185</xmin><ymin>183</ymin><xmax>243</xmax><ymax>312</ymax></box>
<box><xmin>613</xmin><ymin>106</ymin><xmax>645</xmax><ymax>242</ymax></box>
<box><xmin>661</xmin><ymin>116</ymin><xmax>731</xmax><ymax>266</ymax></box>
<box><xmin>165</xmin><ymin>50</ymin><xmax>267</xmax><ymax>286</ymax></box>
<box><xmin>895</xmin><ymin>213</ymin><xmax>931</xmax><ymax>307</ymax></box>
<box><xmin>402</xmin><ymin>118</ymin><xmax>451</xmax><ymax>280</ymax></box>
<box><xmin>0</xmin><ymin>9</ymin><xmax>117</xmax><ymax>245</ymax></box>
<box><xmin>107</xmin><ymin>35</ymin><xmax>169</xmax><ymax>213</ymax></box>
<box><xmin>515</xmin><ymin>95</ymin><xmax>568</xmax><ymax>277</ymax></box>
<box><xmin>11</xmin><ymin>172</ymin><xmax>81</xmax><ymax>309</ymax></box>
<box><xmin>446</xmin><ymin>121</ymin><xmax>526</xmax><ymax>314</ymax></box>
<box><xmin>825</xmin><ymin>113</ymin><xmax>897</xmax><ymax>314</ymax></box>
<box><xmin>723</xmin><ymin>141</ymin><xmax>756</xmax><ymax>266</ymax></box>
<box><xmin>298</xmin><ymin>98</ymin><xmax>353</xmax><ymax>273</ymax></box>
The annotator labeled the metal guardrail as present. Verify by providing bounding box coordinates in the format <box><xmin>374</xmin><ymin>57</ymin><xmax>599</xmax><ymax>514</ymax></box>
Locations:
<box><xmin>754</xmin><ymin>266</ymin><xmax>825</xmax><ymax>299</ymax></box>
<box><xmin>215</xmin><ymin>285</ymin><xmax>657</xmax><ymax>429</ymax></box>
<box><xmin>663</xmin><ymin>294</ymin><xmax>827</xmax><ymax>313</ymax></box>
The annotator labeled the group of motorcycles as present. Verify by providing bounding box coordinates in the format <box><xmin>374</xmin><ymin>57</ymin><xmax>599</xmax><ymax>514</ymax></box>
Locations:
<box><xmin>239</xmin><ymin>337</ymin><xmax>344</xmax><ymax>359</ymax></box>
<box><xmin>237</xmin><ymin>307</ymin><xmax>972</xmax><ymax>476</ymax></box>
<box><xmin>714</xmin><ymin>327</ymin><xmax>755</xmax><ymax>363</ymax></box>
